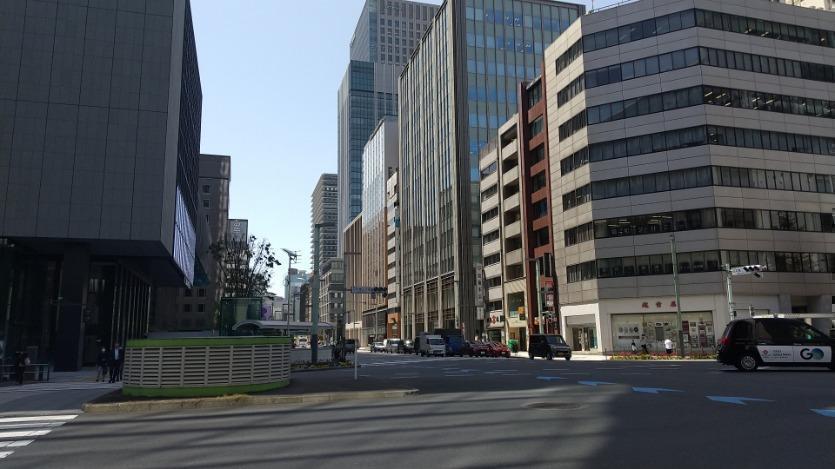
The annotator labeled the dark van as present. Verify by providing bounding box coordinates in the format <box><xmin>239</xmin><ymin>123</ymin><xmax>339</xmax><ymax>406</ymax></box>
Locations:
<box><xmin>528</xmin><ymin>334</ymin><xmax>572</xmax><ymax>360</ymax></box>
<box><xmin>717</xmin><ymin>318</ymin><xmax>835</xmax><ymax>371</ymax></box>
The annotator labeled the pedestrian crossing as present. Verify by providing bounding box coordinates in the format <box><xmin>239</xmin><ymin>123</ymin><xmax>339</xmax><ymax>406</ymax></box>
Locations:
<box><xmin>0</xmin><ymin>414</ymin><xmax>77</xmax><ymax>460</ymax></box>
<box><xmin>0</xmin><ymin>382</ymin><xmax>120</xmax><ymax>394</ymax></box>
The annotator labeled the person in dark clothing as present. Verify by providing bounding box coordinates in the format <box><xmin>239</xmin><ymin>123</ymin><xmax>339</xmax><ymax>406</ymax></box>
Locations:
<box><xmin>15</xmin><ymin>352</ymin><xmax>29</xmax><ymax>385</ymax></box>
<box><xmin>96</xmin><ymin>346</ymin><xmax>109</xmax><ymax>382</ymax></box>
<box><xmin>108</xmin><ymin>342</ymin><xmax>124</xmax><ymax>383</ymax></box>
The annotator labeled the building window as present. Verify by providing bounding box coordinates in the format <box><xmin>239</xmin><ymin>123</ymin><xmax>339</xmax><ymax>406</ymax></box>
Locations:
<box><xmin>183</xmin><ymin>304</ymin><xmax>191</xmax><ymax>313</ymax></box>
<box><xmin>202</xmin><ymin>199</ymin><xmax>209</xmax><ymax>208</ymax></box>
<box><xmin>529</xmin><ymin>116</ymin><xmax>544</xmax><ymax>137</ymax></box>
<box><xmin>198</xmin><ymin>288</ymin><xmax>206</xmax><ymax>297</ymax></box>
<box><xmin>184</xmin><ymin>288</ymin><xmax>192</xmax><ymax>297</ymax></box>
<box><xmin>202</xmin><ymin>184</ymin><xmax>210</xmax><ymax>193</ymax></box>
<box><xmin>198</xmin><ymin>304</ymin><xmax>205</xmax><ymax>312</ymax></box>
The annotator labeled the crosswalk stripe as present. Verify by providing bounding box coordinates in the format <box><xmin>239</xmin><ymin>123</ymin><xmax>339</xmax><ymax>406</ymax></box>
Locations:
<box><xmin>0</xmin><ymin>429</ymin><xmax>52</xmax><ymax>439</ymax></box>
<box><xmin>0</xmin><ymin>440</ymin><xmax>33</xmax><ymax>448</ymax></box>
<box><xmin>0</xmin><ymin>415</ymin><xmax>77</xmax><ymax>424</ymax></box>
<box><xmin>0</xmin><ymin>422</ymin><xmax>65</xmax><ymax>430</ymax></box>
<box><xmin>0</xmin><ymin>451</ymin><xmax>13</xmax><ymax>459</ymax></box>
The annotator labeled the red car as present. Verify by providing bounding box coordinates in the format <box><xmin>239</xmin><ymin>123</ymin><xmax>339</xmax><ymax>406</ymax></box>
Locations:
<box><xmin>465</xmin><ymin>341</ymin><xmax>491</xmax><ymax>357</ymax></box>
<box><xmin>487</xmin><ymin>342</ymin><xmax>511</xmax><ymax>358</ymax></box>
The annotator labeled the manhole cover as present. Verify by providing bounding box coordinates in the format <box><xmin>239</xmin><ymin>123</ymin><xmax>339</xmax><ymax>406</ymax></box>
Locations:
<box><xmin>523</xmin><ymin>402</ymin><xmax>584</xmax><ymax>411</ymax></box>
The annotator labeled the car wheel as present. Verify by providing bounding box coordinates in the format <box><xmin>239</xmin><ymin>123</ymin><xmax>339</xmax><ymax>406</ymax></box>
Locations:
<box><xmin>565</xmin><ymin>356</ymin><xmax>571</xmax><ymax>361</ymax></box>
<box><xmin>736</xmin><ymin>353</ymin><xmax>758</xmax><ymax>372</ymax></box>
<box><xmin>546</xmin><ymin>352</ymin><xmax>553</xmax><ymax>361</ymax></box>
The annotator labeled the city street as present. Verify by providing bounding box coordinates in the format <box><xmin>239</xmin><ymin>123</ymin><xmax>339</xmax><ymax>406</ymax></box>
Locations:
<box><xmin>3</xmin><ymin>352</ymin><xmax>834</xmax><ymax>468</ymax></box>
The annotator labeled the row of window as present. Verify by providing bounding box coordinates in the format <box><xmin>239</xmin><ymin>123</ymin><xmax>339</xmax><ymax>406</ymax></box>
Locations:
<box><xmin>564</xmin><ymin>83</ymin><xmax>835</xmax><ymax>141</ymax></box>
<box><xmin>560</xmin><ymin>124</ymin><xmax>835</xmax><ymax>176</ymax></box>
<box><xmin>703</xmin><ymin>85</ymin><xmax>835</xmax><ymax>118</ymax></box>
<box><xmin>563</xmin><ymin>165</ymin><xmax>835</xmax><ymax>210</ymax></box>
<box><xmin>482</xmin><ymin>207</ymin><xmax>499</xmax><ymax>223</ymax></box>
<box><xmin>483</xmin><ymin>229</ymin><xmax>500</xmax><ymax>245</ymax></box>
<box><xmin>582</xmin><ymin>9</ymin><xmax>697</xmax><ymax>53</ymax></box>
<box><xmin>574</xmin><ymin>45</ymin><xmax>835</xmax><ymax>103</ymax></box>
<box><xmin>481</xmin><ymin>161</ymin><xmax>498</xmax><ymax>178</ymax></box>
<box><xmin>564</xmin><ymin>207</ymin><xmax>835</xmax><ymax>247</ymax></box>
<box><xmin>582</xmin><ymin>9</ymin><xmax>835</xmax><ymax>54</ymax></box>
<box><xmin>529</xmin><ymin>116</ymin><xmax>544</xmax><ymax>137</ymax></box>
<box><xmin>555</xmin><ymin>38</ymin><xmax>583</xmax><ymax>74</ymax></box>
<box><xmin>557</xmin><ymin>74</ymin><xmax>584</xmax><ymax>106</ymax></box>
<box><xmin>567</xmin><ymin>250</ymin><xmax>835</xmax><ymax>283</ymax></box>
<box><xmin>481</xmin><ymin>183</ymin><xmax>498</xmax><ymax>201</ymax></box>
<box><xmin>527</xmin><ymin>81</ymin><xmax>542</xmax><ymax>108</ymax></box>
<box><xmin>485</xmin><ymin>252</ymin><xmax>501</xmax><ymax>266</ymax></box>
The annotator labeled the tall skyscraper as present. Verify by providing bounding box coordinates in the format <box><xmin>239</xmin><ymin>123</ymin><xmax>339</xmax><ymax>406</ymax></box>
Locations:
<box><xmin>337</xmin><ymin>0</ymin><xmax>439</xmax><ymax>254</ymax></box>
<box><xmin>399</xmin><ymin>0</ymin><xmax>583</xmax><ymax>338</ymax></box>
<box><xmin>0</xmin><ymin>0</ymin><xmax>202</xmax><ymax>370</ymax></box>
<box><xmin>311</xmin><ymin>173</ymin><xmax>338</xmax><ymax>278</ymax></box>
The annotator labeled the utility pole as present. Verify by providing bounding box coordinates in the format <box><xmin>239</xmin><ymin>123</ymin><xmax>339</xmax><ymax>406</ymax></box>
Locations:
<box><xmin>670</xmin><ymin>235</ymin><xmax>684</xmax><ymax>358</ymax></box>
<box><xmin>725</xmin><ymin>263</ymin><xmax>735</xmax><ymax>321</ymax></box>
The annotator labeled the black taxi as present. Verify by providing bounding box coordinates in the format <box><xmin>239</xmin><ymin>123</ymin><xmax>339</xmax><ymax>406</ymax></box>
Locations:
<box><xmin>717</xmin><ymin>318</ymin><xmax>834</xmax><ymax>371</ymax></box>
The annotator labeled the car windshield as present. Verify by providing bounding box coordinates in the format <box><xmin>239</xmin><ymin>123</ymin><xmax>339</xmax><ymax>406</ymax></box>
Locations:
<box><xmin>428</xmin><ymin>339</ymin><xmax>444</xmax><ymax>345</ymax></box>
<box><xmin>546</xmin><ymin>335</ymin><xmax>566</xmax><ymax>345</ymax></box>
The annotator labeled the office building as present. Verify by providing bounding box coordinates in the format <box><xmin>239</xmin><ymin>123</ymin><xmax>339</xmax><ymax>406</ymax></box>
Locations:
<box><xmin>311</xmin><ymin>173</ymin><xmax>338</xmax><ymax>279</ymax></box>
<box><xmin>154</xmin><ymin>154</ymin><xmax>231</xmax><ymax>332</ymax></box>
<box><xmin>284</xmin><ymin>268</ymin><xmax>309</xmax><ymax>322</ymax></box>
<box><xmin>545</xmin><ymin>0</ymin><xmax>835</xmax><ymax>353</ymax></box>
<box><xmin>399</xmin><ymin>0</ymin><xmax>584</xmax><ymax>339</ymax></box>
<box><xmin>337</xmin><ymin>0</ymin><xmax>439</xmax><ymax>254</ymax></box>
<box><xmin>343</xmin><ymin>215</ymin><xmax>364</xmax><ymax>344</ymax></box>
<box><xmin>478</xmin><ymin>78</ymin><xmax>557</xmax><ymax>348</ymax></box>
<box><xmin>386</xmin><ymin>171</ymin><xmax>402</xmax><ymax>338</ymax></box>
<box><xmin>319</xmin><ymin>258</ymin><xmax>345</xmax><ymax>338</ymax></box>
<box><xmin>360</xmin><ymin>117</ymin><xmax>399</xmax><ymax>341</ymax></box>
<box><xmin>0</xmin><ymin>0</ymin><xmax>202</xmax><ymax>370</ymax></box>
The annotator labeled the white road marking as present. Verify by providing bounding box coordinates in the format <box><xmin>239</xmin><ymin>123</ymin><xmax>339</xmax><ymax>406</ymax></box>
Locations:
<box><xmin>0</xmin><ymin>429</ymin><xmax>51</xmax><ymax>439</ymax></box>
<box><xmin>0</xmin><ymin>451</ymin><xmax>13</xmax><ymax>459</ymax></box>
<box><xmin>0</xmin><ymin>422</ymin><xmax>65</xmax><ymax>430</ymax></box>
<box><xmin>0</xmin><ymin>415</ymin><xmax>77</xmax><ymax>424</ymax></box>
<box><xmin>0</xmin><ymin>440</ymin><xmax>33</xmax><ymax>448</ymax></box>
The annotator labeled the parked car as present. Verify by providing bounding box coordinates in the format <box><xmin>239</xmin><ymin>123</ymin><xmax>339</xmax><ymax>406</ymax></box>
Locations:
<box><xmin>528</xmin><ymin>334</ymin><xmax>572</xmax><ymax>361</ymax></box>
<box><xmin>434</xmin><ymin>329</ymin><xmax>466</xmax><ymax>356</ymax></box>
<box><xmin>418</xmin><ymin>333</ymin><xmax>446</xmax><ymax>357</ymax></box>
<box><xmin>463</xmin><ymin>341</ymin><xmax>490</xmax><ymax>357</ymax></box>
<box><xmin>342</xmin><ymin>339</ymin><xmax>356</xmax><ymax>354</ymax></box>
<box><xmin>371</xmin><ymin>341</ymin><xmax>386</xmax><ymax>353</ymax></box>
<box><xmin>385</xmin><ymin>339</ymin><xmax>403</xmax><ymax>353</ymax></box>
<box><xmin>487</xmin><ymin>342</ymin><xmax>511</xmax><ymax>358</ymax></box>
<box><xmin>403</xmin><ymin>339</ymin><xmax>414</xmax><ymax>354</ymax></box>
<box><xmin>717</xmin><ymin>318</ymin><xmax>834</xmax><ymax>371</ymax></box>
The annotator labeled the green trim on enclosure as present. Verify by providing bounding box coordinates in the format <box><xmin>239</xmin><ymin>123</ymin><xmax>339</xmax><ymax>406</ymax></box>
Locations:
<box><xmin>126</xmin><ymin>336</ymin><xmax>291</xmax><ymax>348</ymax></box>
<box><xmin>122</xmin><ymin>380</ymin><xmax>290</xmax><ymax>398</ymax></box>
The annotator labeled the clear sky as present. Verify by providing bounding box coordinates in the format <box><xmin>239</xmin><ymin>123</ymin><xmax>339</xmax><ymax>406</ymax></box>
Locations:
<box><xmin>191</xmin><ymin>0</ymin><xmax>600</xmax><ymax>293</ymax></box>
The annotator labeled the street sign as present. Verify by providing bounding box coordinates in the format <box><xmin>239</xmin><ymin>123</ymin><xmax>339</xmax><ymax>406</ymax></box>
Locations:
<box><xmin>351</xmin><ymin>286</ymin><xmax>387</xmax><ymax>295</ymax></box>
<box><xmin>731</xmin><ymin>265</ymin><xmax>765</xmax><ymax>276</ymax></box>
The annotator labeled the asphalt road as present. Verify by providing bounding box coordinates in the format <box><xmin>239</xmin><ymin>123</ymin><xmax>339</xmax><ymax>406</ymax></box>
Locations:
<box><xmin>4</xmin><ymin>353</ymin><xmax>835</xmax><ymax>468</ymax></box>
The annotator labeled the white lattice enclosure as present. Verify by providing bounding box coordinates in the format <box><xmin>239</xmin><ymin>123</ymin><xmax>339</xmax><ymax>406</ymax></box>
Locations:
<box><xmin>122</xmin><ymin>337</ymin><xmax>291</xmax><ymax>397</ymax></box>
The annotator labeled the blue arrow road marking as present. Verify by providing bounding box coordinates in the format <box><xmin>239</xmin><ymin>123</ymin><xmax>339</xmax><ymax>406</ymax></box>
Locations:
<box><xmin>811</xmin><ymin>409</ymin><xmax>835</xmax><ymax>418</ymax></box>
<box><xmin>706</xmin><ymin>396</ymin><xmax>773</xmax><ymax>405</ymax></box>
<box><xmin>632</xmin><ymin>387</ymin><xmax>683</xmax><ymax>394</ymax></box>
<box><xmin>536</xmin><ymin>376</ymin><xmax>566</xmax><ymax>381</ymax></box>
<box><xmin>578</xmin><ymin>380</ymin><xmax>615</xmax><ymax>387</ymax></box>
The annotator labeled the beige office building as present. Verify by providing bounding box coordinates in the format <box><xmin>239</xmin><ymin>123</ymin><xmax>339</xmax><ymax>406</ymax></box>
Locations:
<box><xmin>546</xmin><ymin>0</ymin><xmax>835</xmax><ymax>353</ymax></box>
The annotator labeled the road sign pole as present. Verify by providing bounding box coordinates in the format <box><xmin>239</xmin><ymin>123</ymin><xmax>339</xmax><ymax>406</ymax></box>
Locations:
<box><xmin>725</xmin><ymin>263</ymin><xmax>735</xmax><ymax>321</ymax></box>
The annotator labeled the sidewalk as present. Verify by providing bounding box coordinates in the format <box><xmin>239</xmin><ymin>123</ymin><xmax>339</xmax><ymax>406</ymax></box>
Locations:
<box><xmin>510</xmin><ymin>351</ymin><xmax>609</xmax><ymax>361</ymax></box>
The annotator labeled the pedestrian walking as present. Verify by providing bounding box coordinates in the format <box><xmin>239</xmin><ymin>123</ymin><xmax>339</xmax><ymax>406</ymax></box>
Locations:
<box><xmin>630</xmin><ymin>340</ymin><xmax>638</xmax><ymax>354</ymax></box>
<box><xmin>109</xmin><ymin>342</ymin><xmax>124</xmax><ymax>383</ymax></box>
<box><xmin>15</xmin><ymin>351</ymin><xmax>29</xmax><ymax>385</ymax></box>
<box><xmin>96</xmin><ymin>346</ymin><xmax>109</xmax><ymax>382</ymax></box>
<box><xmin>664</xmin><ymin>338</ymin><xmax>674</xmax><ymax>355</ymax></box>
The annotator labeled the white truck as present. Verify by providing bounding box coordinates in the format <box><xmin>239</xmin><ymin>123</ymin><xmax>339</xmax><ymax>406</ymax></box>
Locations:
<box><xmin>418</xmin><ymin>333</ymin><xmax>446</xmax><ymax>357</ymax></box>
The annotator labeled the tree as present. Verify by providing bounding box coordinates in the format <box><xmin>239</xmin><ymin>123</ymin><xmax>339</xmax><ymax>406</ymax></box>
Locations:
<box><xmin>209</xmin><ymin>235</ymin><xmax>278</xmax><ymax>298</ymax></box>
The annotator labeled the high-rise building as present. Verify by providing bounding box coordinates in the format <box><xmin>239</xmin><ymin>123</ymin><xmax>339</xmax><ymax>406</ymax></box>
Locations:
<box><xmin>386</xmin><ymin>171</ymin><xmax>402</xmax><ymax>338</ymax></box>
<box><xmin>399</xmin><ymin>0</ymin><xmax>584</xmax><ymax>339</ymax></box>
<box><xmin>319</xmin><ymin>258</ymin><xmax>345</xmax><ymax>336</ymax></box>
<box><xmin>337</xmin><ymin>0</ymin><xmax>439</xmax><ymax>255</ymax></box>
<box><xmin>0</xmin><ymin>0</ymin><xmax>202</xmax><ymax>370</ymax></box>
<box><xmin>284</xmin><ymin>268</ymin><xmax>309</xmax><ymax>322</ymax></box>
<box><xmin>154</xmin><ymin>154</ymin><xmax>231</xmax><ymax>332</ymax></box>
<box><xmin>360</xmin><ymin>117</ymin><xmax>399</xmax><ymax>342</ymax></box>
<box><xmin>311</xmin><ymin>173</ymin><xmax>338</xmax><ymax>281</ymax></box>
<box><xmin>545</xmin><ymin>0</ymin><xmax>835</xmax><ymax>353</ymax></box>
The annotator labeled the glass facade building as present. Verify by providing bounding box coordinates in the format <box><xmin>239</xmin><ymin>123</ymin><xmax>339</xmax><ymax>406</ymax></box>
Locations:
<box><xmin>399</xmin><ymin>0</ymin><xmax>583</xmax><ymax>337</ymax></box>
<box><xmin>337</xmin><ymin>0</ymin><xmax>439</xmax><ymax>254</ymax></box>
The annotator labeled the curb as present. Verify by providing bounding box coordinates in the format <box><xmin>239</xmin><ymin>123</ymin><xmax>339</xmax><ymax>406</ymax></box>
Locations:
<box><xmin>81</xmin><ymin>388</ymin><xmax>418</xmax><ymax>414</ymax></box>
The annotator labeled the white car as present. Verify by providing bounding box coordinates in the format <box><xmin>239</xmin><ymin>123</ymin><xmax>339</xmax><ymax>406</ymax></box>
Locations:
<box><xmin>371</xmin><ymin>341</ymin><xmax>386</xmax><ymax>353</ymax></box>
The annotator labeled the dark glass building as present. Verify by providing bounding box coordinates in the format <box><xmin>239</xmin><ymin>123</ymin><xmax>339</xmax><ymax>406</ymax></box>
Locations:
<box><xmin>0</xmin><ymin>0</ymin><xmax>202</xmax><ymax>370</ymax></box>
